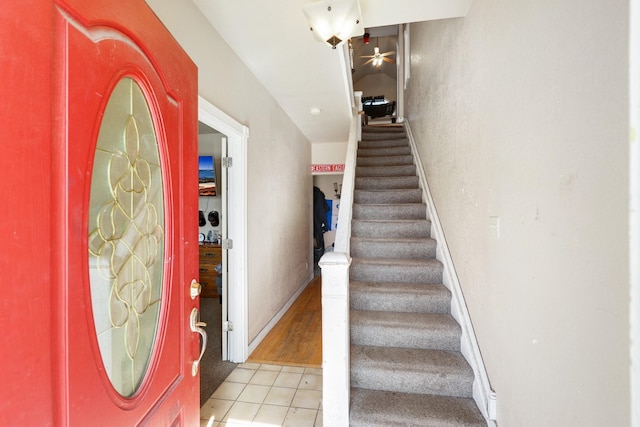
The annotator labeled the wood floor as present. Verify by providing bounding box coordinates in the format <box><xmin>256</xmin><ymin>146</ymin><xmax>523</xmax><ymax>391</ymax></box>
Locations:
<box><xmin>247</xmin><ymin>274</ymin><xmax>322</xmax><ymax>367</ymax></box>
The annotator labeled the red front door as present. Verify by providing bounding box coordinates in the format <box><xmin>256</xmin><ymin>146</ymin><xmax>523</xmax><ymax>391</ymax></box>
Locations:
<box><xmin>51</xmin><ymin>1</ymin><xmax>199</xmax><ymax>425</ymax></box>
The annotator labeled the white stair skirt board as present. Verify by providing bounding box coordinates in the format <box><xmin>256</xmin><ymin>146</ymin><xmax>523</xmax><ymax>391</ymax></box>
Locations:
<box><xmin>405</xmin><ymin>121</ymin><xmax>497</xmax><ymax>425</ymax></box>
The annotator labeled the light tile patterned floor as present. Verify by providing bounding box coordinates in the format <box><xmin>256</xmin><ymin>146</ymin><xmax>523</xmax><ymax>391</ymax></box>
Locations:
<box><xmin>200</xmin><ymin>363</ymin><xmax>323</xmax><ymax>427</ymax></box>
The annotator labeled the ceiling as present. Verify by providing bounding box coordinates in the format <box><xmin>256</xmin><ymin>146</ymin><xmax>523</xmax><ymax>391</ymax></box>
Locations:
<box><xmin>192</xmin><ymin>0</ymin><xmax>472</xmax><ymax>144</ymax></box>
<box><xmin>351</xmin><ymin>25</ymin><xmax>398</xmax><ymax>85</ymax></box>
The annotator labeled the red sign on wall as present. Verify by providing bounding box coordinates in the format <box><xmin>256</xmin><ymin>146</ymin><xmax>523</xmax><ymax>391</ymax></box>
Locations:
<box><xmin>311</xmin><ymin>164</ymin><xmax>345</xmax><ymax>173</ymax></box>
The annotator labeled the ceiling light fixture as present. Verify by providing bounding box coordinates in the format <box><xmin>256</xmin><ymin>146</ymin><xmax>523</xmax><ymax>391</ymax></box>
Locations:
<box><xmin>360</xmin><ymin>37</ymin><xmax>396</xmax><ymax>68</ymax></box>
<box><xmin>372</xmin><ymin>47</ymin><xmax>383</xmax><ymax>67</ymax></box>
<box><xmin>303</xmin><ymin>0</ymin><xmax>364</xmax><ymax>49</ymax></box>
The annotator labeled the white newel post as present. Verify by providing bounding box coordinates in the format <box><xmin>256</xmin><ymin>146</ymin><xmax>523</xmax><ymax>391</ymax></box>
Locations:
<box><xmin>319</xmin><ymin>252</ymin><xmax>351</xmax><ymax>427</ymax></box>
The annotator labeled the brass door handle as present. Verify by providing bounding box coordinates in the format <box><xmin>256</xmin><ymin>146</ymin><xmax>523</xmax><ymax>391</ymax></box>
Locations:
<box><xmin>190</xmin><ymin>308</ymin><xmax>207</xmax><ymax>376</ymax></box>
<box><xmin>190</xmin><ymin>279</ymin><xmax>202</xmax><ymax>299</ymax></box>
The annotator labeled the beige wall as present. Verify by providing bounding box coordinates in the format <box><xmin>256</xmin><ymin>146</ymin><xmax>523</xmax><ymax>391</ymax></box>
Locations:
<box><xmin>355</xmin><ymin>73</ymin><xmax>397</xmax><ymax>102</ymax></box>
<box><xmin>406</xmin><ymin>1</ymin><xmax>630</xmax><ymax>425</ymax></box>
<box><xmin>147</xmin><ymin>0</ymin><xmax>313</xmax><ymax>342</ymax></box>
<box><xmin>312</xmin><ymin>142</ymin><xmax>348</xmax><ymax>165</ymax></box>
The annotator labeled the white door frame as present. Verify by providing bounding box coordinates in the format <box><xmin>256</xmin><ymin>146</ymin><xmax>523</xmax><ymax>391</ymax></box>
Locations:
<box><xmin>629</xmin><ymin>0</ymin><xmax>640</xmax><ymax>427</ymax></box>
<box><xmin>198</xmin><ymin>96</ymin><xmax>249</xmax><ymax>363</ymax></box>
<box><xmin>630</xmin><ymin>0</ymin><xmax>640</xmax><ymax>425</ymax></box>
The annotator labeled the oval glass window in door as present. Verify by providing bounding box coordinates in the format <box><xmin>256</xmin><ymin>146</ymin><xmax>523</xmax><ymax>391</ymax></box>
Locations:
<box><xmin>87</xmin><ymin>77</ymin><xmax>165</xmax><ymax>397</ymax></box>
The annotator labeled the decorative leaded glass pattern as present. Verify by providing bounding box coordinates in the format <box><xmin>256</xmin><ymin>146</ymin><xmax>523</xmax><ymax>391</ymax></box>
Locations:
<box><xmin>88</xmin><ymin>77</ymin><xmax>164</xmax><ymax>397</ymax></box>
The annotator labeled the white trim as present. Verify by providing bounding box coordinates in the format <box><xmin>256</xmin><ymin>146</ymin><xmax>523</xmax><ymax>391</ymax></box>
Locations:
<box><xmin>317</xmin><ymin>113</ymin><xmax>359</xmax><ymax>427</ymax></box>
<box><xmin>340</xmin><ymin>43</ymin><xmax>356</xmax><ymax>112</ymax></box>
<box><xmin>403</xmin><ymin>23</ymin><xmax>411</xmax><ymax>90</ymax></box>
<box><xmin>396</xmin><ymin>24</ymin><xmax>405</xmax><ymax>122</ymax></box>
<box><xmin>247</xmin><ymin>273</ymin><xmax>315</xmax><ymax>355</ymax></box>
<box><xmin>629</xmin><ymin>0</ymin><xmax>640</xmax><ymax>424</ymax></box>
<box><xmin>198</xmin><ymin>96</ymin><xmax>249</xmax><ymax>363</ymax></box>
<box><xmin>333</xmin><ymin>116</ymin><xmax>359</xmax><ymax>253</ymax></box>
<box><xmin>319</xmin><ymin>252</ymin><xmax>351</xmax><ymax>427</ymax></box>
<box><xmin>405</xmin><ymin>121</ymin><xmax>496</xmax><ymax>426</ymax></box>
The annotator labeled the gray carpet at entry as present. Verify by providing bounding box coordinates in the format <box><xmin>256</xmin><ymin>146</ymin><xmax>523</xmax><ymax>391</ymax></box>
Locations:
<box><xmin>199</xmin><ymin>297</ymin><xmax>238</xmax><ymax>406</ymax></box>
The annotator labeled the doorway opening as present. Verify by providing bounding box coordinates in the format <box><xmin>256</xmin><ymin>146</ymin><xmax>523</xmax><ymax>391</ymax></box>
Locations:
<box><xmin>197</xmin><ymin>96</ymin><xmax>249</xmax><ymax>404</ymax></box>
<box><xmin>197</xmin><ymin>121</ymin><xmax>236</xmax><ymax>405</ymax></box>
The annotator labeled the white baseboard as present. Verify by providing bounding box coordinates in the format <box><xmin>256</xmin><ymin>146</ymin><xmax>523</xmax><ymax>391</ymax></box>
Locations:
<box><xmin>405</xmin><ymin>122</ymin><xmax>496</xmax><ymax>426</ymax></box>
<box><xmin>247</xmin><ymin>272</ymin><xmax>315</xmax><ymax>356</ymax></box>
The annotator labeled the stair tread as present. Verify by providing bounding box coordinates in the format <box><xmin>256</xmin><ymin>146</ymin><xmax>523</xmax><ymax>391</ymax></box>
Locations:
<box><xmin>363</xmin><ymin>126</ymin><xmax>404</xmax><ymax>132</ymax></box>
<box><xmin>352</xmin><ymin>218</ymin><xmax>431</xmax><ymax>224</ymax></box>
<box><xmin>361</xmin><ymin>133</ymin><xmax>407</xmax><ymax>138</ymax></box>
<box><xmin>351</xmin><ymin>345</ymin><xmax>474</xmax><ymax>398</ymax></box>
<box><xmin>354</xmin><ymin>188</ymin><xmax>420</xmax><ymax>192</ymax></box>
<box><xmin>353</xmin><ymin>188</ymin><xmax>422</xmax><ymax>193</ymax></box>
<box><xmin>350</xmin><ymin>388</ymin><xmax>486</xmax><ymax>427</ymax></box>
<box><xmin>357</xmin><ymin>157</ymin><xmax>414</xmax><ymax>166</ymax></box>
<box><xmin>352</xmin><ymin>309</ymin><xmax>457</xmax><ymax>325</ymax></box>
<box><xmin>350</xmin><ymin>281</ymin><xmax>451</xmax><ymax>314</ymax></box>
<box><xmin>355</xmin><ymin>173</ymin><xmax>417</xmax><ymax>178</ymax></box>
<box><xmin>352</xmin><ymin>257</ymin><xmax>442</xmax><ymax>267</ymax></box>
<box><xmin>360</xmin><ymin>142</ymin><xmax>408</xmax><ymax>147</ymax></box>
<box><xmin>356</xmin><ymin>156</ymin><xmax>413</xmax><ymax>161</ymax></box>
<box><xmin>353</xmin><ymin>187</ymin><xmax>422</xmax><ymax>191</ymax></box>
<box><xmin>351</xmin><ymin>310</ymin><xmax>461</xmax><ymax>351</ymax></box>
<box><xmin>356</xmin><ymin>175</ymin><xmax>417</xmax><ymax>179</ymax></box>
<box><xmin>353</xmin><ymin>202</ymin><xmax>425</xmax><ymax>207</ymax></box>
<box><xmin>351</xmin><ymin>310</ymin><xmax>460</xmax><ymax>337</ymax></box>
<box><xmin>351</xmin><ymin>344</ymin><xmax>472</xmax><ymax>375</ymax></box>
<box><xmin>350</xmin><ymin>280</ymin><xmax>449</xmax><ymax>294</ymax></box>
<box><xmin>356</xmin><ymin>165</ymin><xmax>414</xmax><ymax>170</ymax></box>
<box><xmin>351</xmin><ymin>236</ymin><xmax>435</xmax><ymax>244</ymax></box>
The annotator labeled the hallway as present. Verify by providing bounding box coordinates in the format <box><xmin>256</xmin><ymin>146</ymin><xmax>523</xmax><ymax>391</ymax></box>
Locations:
<box><xmin>247</xmin><ymin>275</ymin><xmax>322</xmax><ymax>367</ymax></box>
<box><xmin>200</xmin><ymin>275</ymin><xmax>323</xmax><ymax>426</ymax></box>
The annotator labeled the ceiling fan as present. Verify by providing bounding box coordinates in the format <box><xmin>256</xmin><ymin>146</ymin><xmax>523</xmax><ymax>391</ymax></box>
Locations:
<box><xmin>360</xmin><ymin>37</ymin><xmax>395</xmax><ymax>67</ymax></box>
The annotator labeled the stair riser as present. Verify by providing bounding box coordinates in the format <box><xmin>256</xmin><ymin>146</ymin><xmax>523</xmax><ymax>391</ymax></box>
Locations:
<box><xmin>359</xmin><ymin>138</ymin><xmax>409</xmax><ymax>149</ymax></box>
<box><xmin>353</xmin><ymin>204</ymin><xmax>426</xmax><ymax>220</ymax></box>
<box><xmin>358</xmin><ymin>147</ymin><xmax>412</xmax><ymax>157</ymax></box>
<box><xmin>355</xmin><ymin>176</ymin><xmax>419</xmax><ymax>190</ymax></box>
<box><xmin>354</xmin><ymin>189</ymin><xmax>422</xmax><ymax>204</ymax></box>
<box><xmin>350</xmin><ymin>262</ymin><xmax>443</xmax><ymax>284</ymax></box>
<box><xmin>356</xmin><ymin>155</ymin><xmax>413</xmax><ymax>167</ymax></box>
<box><xmin>351</xmin><ymin>220</ymin><xmax>431</xmax><ymax>239</ymax></box>
<box><xmin>351</xmin><ymin>368</ymin><xmax>473</xmax><ymax>398</ymax></box>
<box><xmin>362</xmin><ymin>130</ymin><xmax>407</xmax><ymax>135</ymax></box>
<box><xmin>362</xmin><ymin>133</ymin><xmax>407</xmax><ymax>141</ymax></box>
<box><xmin>363</xmin><ymin>127</ymin><xmax>404</xmax><ymax>132</ymax></box>
<box><xmin>355</xmin><ymin>164</ymin><xmax>416</xmax><ymax>177</ymax></box>
<box><xmin>351</xmin><ymin>324</ymin><xmax>460</xmax><ymax>351</ymax></box>
<box><xmin>350</xmin><ymin>239</ymin><xmax>436</xmax><ymax>259</ymax></box>
<box><xmin>350</xmin><ymin>291</ymin><xmax>450</xmax><ymax>314</ymax></box>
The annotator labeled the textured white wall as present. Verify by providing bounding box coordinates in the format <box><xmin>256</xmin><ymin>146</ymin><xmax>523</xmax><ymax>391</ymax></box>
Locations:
<box><xmin>406</xmin><ymin>1</ymin><xmax>630</xmax><ymax>425</ymax></box>
<box><xmin>147</xmin><ymin>0</ymin><xmax>313</xmax><ymax>343</ymax></box>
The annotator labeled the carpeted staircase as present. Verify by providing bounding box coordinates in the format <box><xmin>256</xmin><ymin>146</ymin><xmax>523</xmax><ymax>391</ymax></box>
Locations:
<box><xmin>349</xmin><ymin>124</ymin><xmax>486</xmax><ymax>426</ymax></box>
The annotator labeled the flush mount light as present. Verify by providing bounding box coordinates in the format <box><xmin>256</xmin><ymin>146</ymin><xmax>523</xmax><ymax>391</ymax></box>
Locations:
<box><xmin>303</xmin><ymin>0</ymin><xmax>364</xmax><ymax>49</ymax></box>
<box><xmin>310</xmin><ymin>107</ymin><xmax>322</xmax><ymax>115</ymax></box>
